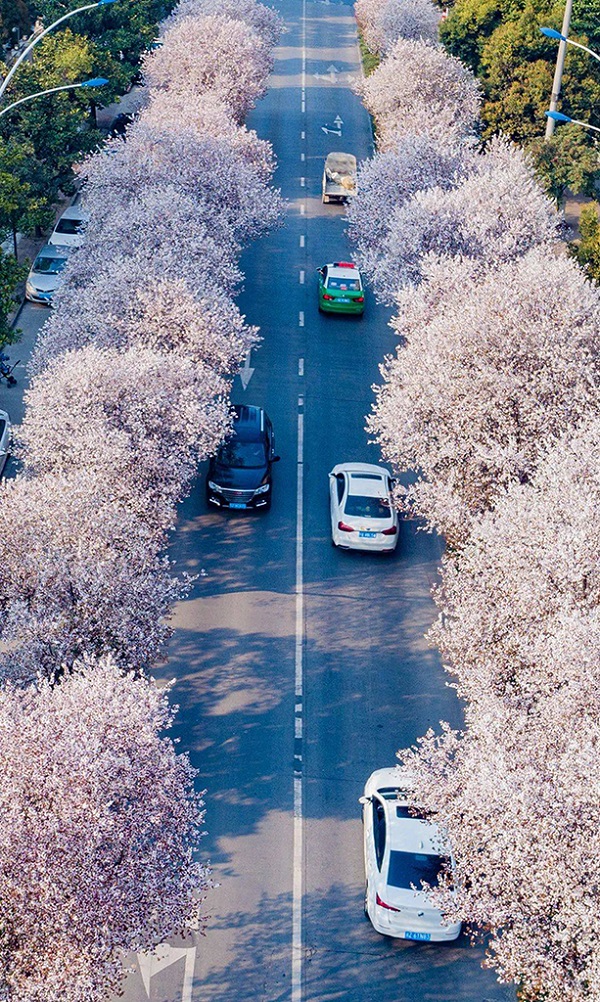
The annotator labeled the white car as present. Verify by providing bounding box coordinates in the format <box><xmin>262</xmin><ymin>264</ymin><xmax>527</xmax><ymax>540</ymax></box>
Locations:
<box><xmin>360</xmin><ymin>767</ymin><xmax>462</xmax><ymax>942</ymax></box>
<box><xmin>0</xmin><ymin>409</ymin><xmax>11</xmax><ymax>475</ymax></box>
<box><xmin>48</xmin><ymin>205</ymin><xmax>89</xmax><ymax>249</ymax></box>
<box><xmin>329</xmin><ymin>463</ymin><xmax>399</xmax><ymax>552</ymax></box>
<box><xmin>25</xmin><ymin>244</ymin><xmax>70</xmax><ymax>305</ymax></box>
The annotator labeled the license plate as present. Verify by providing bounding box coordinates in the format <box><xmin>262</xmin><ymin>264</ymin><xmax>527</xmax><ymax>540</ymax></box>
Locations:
<box><xmin>359</xmin><ymin>531</ymin><xmax>376</xmax><ymax>538</ymax></box>
<box><xmin>405</xmin><ymin>931</ymin><xmax>431</xmax><ymax>941</ymax></box>
<box><xmin>229</xmin><ymin>502</ymin><xmax>247</xmax><ymax>509</ymax></box>
<box><xmin>337</xmin><ymin>297</ymin><xmax>350</xmax><ymax>303</ymax></box>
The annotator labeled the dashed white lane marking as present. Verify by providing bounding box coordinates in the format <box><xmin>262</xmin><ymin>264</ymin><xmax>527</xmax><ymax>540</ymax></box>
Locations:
<box><xmin>298</xmin><ymin>357</ymin><xmax>304</xmax><ymax>376</ymax></box>
<box><xmin>299</xmin><ymin>270</ymin><xmax>305</xmax><ymax>284</ymax></box>
<box><xmin>301</xmin><ymin>130</ymin><xmax>306</xmax><ymax>140</ymax></box>
<box><xmin>299</xmin><ymin>311</ymin><xmax>305</xmax><ymax>327</ymax></box>
<box><xmin>300</xmin><ymin>204</ymin><xmax>305</xmax><ymax>215</ymax></box>
<box><xmin>300</xmin><ymin>235</ymin><xmax>305</xmax><ymax>247</ymax></box>
<box><xmin>301</xmin><ymin>152</ymin><xmax>305</xmax><ymax>161</ymax></box>
<box><xmin>300</xmin><ymin>177</ymin><xmax>305</xmax><ymax>187</ymax></box>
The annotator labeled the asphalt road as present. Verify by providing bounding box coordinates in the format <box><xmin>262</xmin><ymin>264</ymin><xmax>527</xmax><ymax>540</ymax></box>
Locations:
<box><xmin>4</xmin><ymin>4</ymin><xmax>517</xmax><ymax>1000</ymax></box>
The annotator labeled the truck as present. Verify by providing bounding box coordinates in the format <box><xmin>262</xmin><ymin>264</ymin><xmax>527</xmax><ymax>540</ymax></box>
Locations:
<box><xmin>322</xmin><ymin>152</ymin><xmax>357</xmax><ymax>204</ymax></box>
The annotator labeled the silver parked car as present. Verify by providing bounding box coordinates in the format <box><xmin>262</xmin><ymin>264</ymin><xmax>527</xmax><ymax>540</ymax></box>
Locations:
<box><xmin>25</xmin><ymin>244</ymin><xmax>70</xmax><ymax>305</ymax></box>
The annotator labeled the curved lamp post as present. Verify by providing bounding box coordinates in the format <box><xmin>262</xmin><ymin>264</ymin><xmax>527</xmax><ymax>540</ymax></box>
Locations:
<box><xmin>0</xmin><ymin>77</ymin><xmax>109</xmax><ymax>119</ymax></box>
<box><xmin>0</xmin><ymin>0</ymin><xmax>117</xmax><ymax>102</ymax></box>
<box><xmin>540</xmin><ymin>0</ymin><xmax>573</xmax><ymax>139</ymax></box>
<box><xmin>545</xmin><ymin>109</ymin><xmax>600</xmax><ymax>135</ymax></box>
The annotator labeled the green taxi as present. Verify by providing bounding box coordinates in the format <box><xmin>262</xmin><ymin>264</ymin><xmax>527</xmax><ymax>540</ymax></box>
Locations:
<box><xmin>317</xmin><ymin>261</ymin><xmax>365</xmax><ymax>315</ymax></box>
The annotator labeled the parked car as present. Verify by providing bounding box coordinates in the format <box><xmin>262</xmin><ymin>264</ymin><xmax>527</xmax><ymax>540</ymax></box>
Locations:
<box><xmin>329</xmin><ymin>463</ymin><xmax>399</xmax><ymax>552</ymax></box>
<box><xmin>360</xmin><ymin>767</ymin><xmax>462</xmax><ymax>942</ymax></box>
<box><xmin>25</xmin><ymin>245</ymin><xmax>70</xmax><ymax>305</ymax></box>
<box><xmin>317</xmin><ymin>262</ymin><xmax>365</xmax><ymax>315</ymax></box>
<box><xmin>48</xmin><ymin>205</ymin><xmax>89</xmax><ymax>249</ymax></box>
<box><xmin>206</xmin><ymin>405</ymin><xmax>280</xmax><ymax>511</ymax></box>
<box><xmin>0</xmin><ymin>409</ymin><xmax>11</xmax><ymax>476</ymax></box>
<box><xmin>322</xmin><ymin>151</ymin><xmax>357</xmax><ymax>204</ymax></box>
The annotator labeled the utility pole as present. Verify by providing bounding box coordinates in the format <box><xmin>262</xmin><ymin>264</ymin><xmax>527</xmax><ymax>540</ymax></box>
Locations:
<box><xmin>545</xmin><ymin>0</ymin><xmax>574</xmax><ymax>138</ymax></box>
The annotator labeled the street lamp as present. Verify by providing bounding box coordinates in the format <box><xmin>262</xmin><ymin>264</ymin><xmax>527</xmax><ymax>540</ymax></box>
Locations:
<box><xmin>541</xmin><ymin>26</ymin><xmax>600</xmax><ymax>66</ymax></box>
<box><xmin>0</xmin><ymin>77</ymin><xmax>109</xmax><ymax>118</ymax></box>
<box><xmin>545</xmin><ymin>109</ymin><xmax>600</xmax><ymax>135</ymax></box>
<box><xmin>541</xmin><ymin>0</ymin><xmax>573</xmax><ymax>138</ymax></box>
<box><xmin>0</xmin><ymin>0</ymin><xmax>117</xmax><ymax>102</ymax></box>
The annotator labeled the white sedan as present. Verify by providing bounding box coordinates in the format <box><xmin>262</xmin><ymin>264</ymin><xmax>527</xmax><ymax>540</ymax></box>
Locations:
<box><xmin>360</xmin><ymin>767</ymin><xmax>462</xmax><ymax>942</ymax></box>
<box><xmin>329</xmin><ymin>463</ymin><xmax>399</xmax><ymax>551</ymax></box>
<box><xmin>48</xmin><ymin>204</ymin><xmax>89</xmax><ymax>249</ymax></box>
<box><xmin>0</xmin><ymin>409</ymin><xmax>11</xmax><ymax>476</ymax></box>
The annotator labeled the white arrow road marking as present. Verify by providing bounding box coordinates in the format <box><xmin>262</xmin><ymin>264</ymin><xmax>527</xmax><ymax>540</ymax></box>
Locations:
<box><xmin>138</xmin><ymin>945</ymin><xmax>196</xmax><ymax>1002</ymax></box>
<box><xmin>333</xmin><ymin>114</ymin><xmax>343</xmax><ymax>127</ymax></box>
<box><xmin>321</xmin><ymin>126</ymin><xmax>342</xmax><ymax>135</ymax></box>
<box><xmin>239</xmin><ymin>349</ymin><xmax>255</xmax><ymax>390</ymax></box>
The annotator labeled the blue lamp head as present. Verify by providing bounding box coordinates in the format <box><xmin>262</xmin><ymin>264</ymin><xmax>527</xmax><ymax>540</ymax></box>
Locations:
<box><xmin>540</xmin><ymin>27</ymin><xmax>567</xmax><ymax>41</ymax></box>
<box><xmin>97</xmin><ymin>0</ymin><xmax>119</xmax><ymax>4</ymax></box>
<box><xmin>545</xmin><ymin>110</ymin><xmax>573</xmax><ymax>123</ymax></box>
<box><xmin>81</xmin><ymin>77</ymin><xmax>109</xmax><ymax>87</ymax></box>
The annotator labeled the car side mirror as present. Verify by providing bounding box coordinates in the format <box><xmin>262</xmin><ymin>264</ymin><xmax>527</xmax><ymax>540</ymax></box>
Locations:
<box><xmin>272</xmin><ymin>455</ymin><xmax>281</xmax><ymax>462</ymax></box>
<box><xmin>359</xmin><ymin>795</ymin><xmax>371</xmax><ymax>805</ymax></box>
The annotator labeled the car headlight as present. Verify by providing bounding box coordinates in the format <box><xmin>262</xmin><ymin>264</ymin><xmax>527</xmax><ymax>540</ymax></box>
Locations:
<box><xmin>254</xmin><ymin>483</ymin><xmax>270</xmax><ymax>494</ymax></box>
<box><xmin>26</xmin><ymin>281</ymin><xmax>36</xmax><ymax>294</ymax></box>
<box><xmin>207</xmin><ymin>481</ymin><xmax>221</xmax><ymax>491</ymax></box>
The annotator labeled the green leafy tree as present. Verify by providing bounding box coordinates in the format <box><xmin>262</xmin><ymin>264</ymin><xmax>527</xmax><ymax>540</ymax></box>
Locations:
<box><xmin>529</xmin><ymin>124</ymin><xmax>600</xmax><ymax>201</ymax></box>
<box><xmin>0</xmin><ymin>0</ymin><xmax>35</xmax><ymax>46</ymax></box>
<box><xmin>0</xmin><ymin>250</ymin><xmax>26</xmax><ymax>349</ymax></box>
<box><xmin>570</xmin><ymin>202</ymin><xmax>600</xmax><ymax>282</ymax></box>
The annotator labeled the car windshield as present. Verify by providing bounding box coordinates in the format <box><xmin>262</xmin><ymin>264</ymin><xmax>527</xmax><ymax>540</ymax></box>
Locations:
<box><xmin>344</xmin><ymin>494</ymin><xmax>391</xmax><ymax>518</ymax></box>
<box><xmin>387</xmin><ymin>850</ymin><xmax>447</xmax><ymax>890</ymax></box>
<box><xmin>33</xmin><ymin>255</ymin><xmax>67</xmax><ymax>275</ymax></box>
<box><xmin>217</xmin><ymin>438</ymin><xmax>267</xmax><ymax>469</ymax></box>
<box><xmin>55</xmin><ymin>218</ymin><xmax>83</xmax><ymax>234</ymax></box>
<box><xmin>327</xmin><ymin>276</ymin><xmax>361</xmax><ymax>291</ymax></box>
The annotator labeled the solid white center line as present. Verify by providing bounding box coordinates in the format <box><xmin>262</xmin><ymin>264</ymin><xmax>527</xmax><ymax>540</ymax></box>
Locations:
<box><xmin>299</xmin><ymin>270</ymin><xmax>305</xmax><ymax>284</ymax></box>
<box><xmin>299</xmin><ymin>311</ymin><xmax>305</xmax><ymax>327</ymax></box>
<box><xmin>292</xmin><ymin>389</ymin><xmax>305</xmax><ymax>1002</ymax></box>
<box><xmin>299</xmin><ymin>235</ymin><xmax>305</xmax><ymax>247</ymax></box>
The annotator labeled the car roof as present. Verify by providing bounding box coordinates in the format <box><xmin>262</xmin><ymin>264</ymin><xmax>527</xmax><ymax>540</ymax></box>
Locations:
<box><xmin>232</xmin><ymin>404</ymin><xmax>268</xmax><ymax>440</ymax></box>
<box><xmin>34</xmin><ymin>244</ymin><xmax>70</xmax><ymax>260</ymax></box>
<box><xmin>326</xmin><ymin>263</ymin><xmax>361</xmax><ymax>280</ymax></box>
<box><xmin>332</xmin><ymin>463</ymin><xmax>391</xmax><ymax>496</ymax></box>
<box><xmin>56</xmin><ymin>205</ymin><xmax>89</xmax><ymax>222</ymax></box>
<box><xmin>367</xmin><ymin>768</ymin><xmax>443</xmax><ymax>855</ymax></box>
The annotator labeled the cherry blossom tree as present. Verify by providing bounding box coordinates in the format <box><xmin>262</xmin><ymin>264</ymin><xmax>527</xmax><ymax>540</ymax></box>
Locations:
<box><xmin>369</xmin><ymin>249</ymin><xmax>600</xmax><ymax>543</ymax></box>
<box><xmin>347</xmin><ymin>131</ymin><xmax>471</xmax><ymax>290</ymax></box>
<box><xmin>32</xmin><ymin>265</ymin><xmax>255</xmax><ymax>376</ymax></box>
<box><xmin>367</xmin><ymin>136</ymin><xmax>560</xmax><ymax>299</ymax></box>
<box><xmin>78</xmin><ymin>120</ymin><xmax>283</xmax><ymax>246</ymax></box>
<box><xmin>0</xmin><ymin>469</ymin><xmax>184</xmax><ymax>682</ymax></box>
<box><xmin>165</xmin><ymin>0</ymin><xmax>283</xmax><ymax>50</ymax></box>
<box><xmin>142</xmin><ymin>14</ymin><xmax>274</xmax><ymax>123</ymax></box>
<box><xmin>0</xmin><ymin>656</ymin><xmax>208</xmax><ymax>1002</ymax></box>
<box><xmin>20</xmin><ymin>345</ymin><xmax>231</xmax><ymax>519</ymax></box>
<box><xmin>359</xmin><ymin>37</ymin><xmax>481</xmax><ymax>149</ymax></box>
<box><xmin>397</xmin><ymin>421</ymin><xmax>600</xmax><ymax>1002</ymax></box>
<box><xmin>355</xmin><ymin>0</ymin><xmax>439</xmax><ymax>54</ymax></box>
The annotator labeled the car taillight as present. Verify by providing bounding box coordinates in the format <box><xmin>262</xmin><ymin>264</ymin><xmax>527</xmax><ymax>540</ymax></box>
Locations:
<box><xmin>376</xmin><ymin>893</ymin><xmax>401</xmax><ymax>912</ymax></box>
<box><xmin>323</xmin><ymin>294</ymin><xmax>334</xmax><ymax>301</ymax></box>
<box><xmin>356</xmin><ymin>296</ymin><xmax>364</xmax><ymax>302</ymax></box>
<box><xmin>338</xmin><ymin>521</ymin><xmax>355</xmax><ymax>532</ymax></box>
<box><xmin>382</xmin><ymin>525</ymin><xmax>397</xmax><ymax>536</ymax></box>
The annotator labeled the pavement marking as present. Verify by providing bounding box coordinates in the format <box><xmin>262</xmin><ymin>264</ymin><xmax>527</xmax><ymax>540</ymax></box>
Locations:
<box><xmin>300</xmin><ymin>235</ymin><xmax>305</xmax><ymax>247</ymax></box>
<box><xmin>300</xmin><ymin>176</ymin><xmax>305</xmax><ymax>187</ymax></box>
<box><xmin>300</xmin><ymin>204</ymin><xmax>305</xmax><ymax>215</ymax></box>
<box><xmin>138</xmin><ymin>945</ymin><xmax>196</xmax><ymax>1002</ymax></box>
<box><xmin>299</xmin><ymin>311</ymin><xmax>305</xmax><ymax>327</ymax></box>
<box><xmin>292</xmin><ymin>388</ymin><xmax>305</xmax><ymax>1002</ymax></box>
<box><xmin>299</xmin><ymin>269</ymin><xmax>305</xmax><ymax>284</ymax></box>
<box><xmin>301</xmin><ymin>152</ymin><xmax>305</xmax><ymax>161</ymax></box>
<box><xmin>298</xmin><ymin>357</ymin><xmax>304</xmax><ymax>376</ymax></box>
<box><xmin>301</xmin><ymin>130</ymin><xmax>306</xmax><ymax>140</ymax></box>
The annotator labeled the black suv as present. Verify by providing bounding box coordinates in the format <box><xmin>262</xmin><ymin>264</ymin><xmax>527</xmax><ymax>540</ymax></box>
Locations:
<box><xmin>206</xmin><ymin>405</ymin><xmax>280</xmax><ymax>511</ymax></box>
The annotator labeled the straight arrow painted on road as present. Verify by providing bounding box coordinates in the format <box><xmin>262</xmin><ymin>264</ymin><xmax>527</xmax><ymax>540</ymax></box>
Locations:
<box><xmin>239</xmin><ymin>349</ymin><xmax>255</xmax><ymax>390</ymax></box>
<box><xmin>138</xmin><ymin>945</ymin><xmax>196</xmax><ymax>1002</ymax></box>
